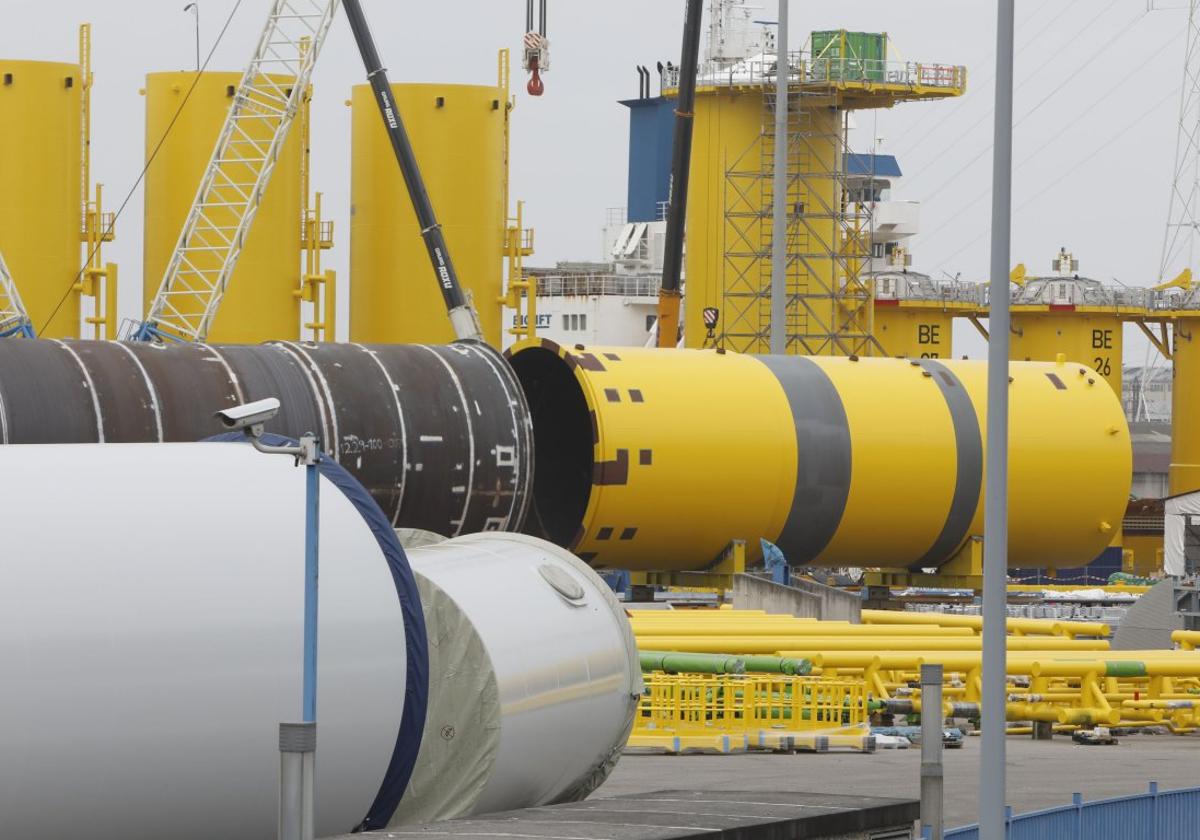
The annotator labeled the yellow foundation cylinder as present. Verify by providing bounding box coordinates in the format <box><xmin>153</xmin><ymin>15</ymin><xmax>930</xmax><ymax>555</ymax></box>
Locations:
<box><xmin>0</xmin><ymin>60</ymin><xmax>82</xmax><ymax>337</ymax></box>
<box><xmin>507</xmin><ymin>342</ymin><xmax>1131</xmax><ymax>572</ymax></box>
<box><xmin>142</xmin><ymin>71</ymin><xmax>302</xmax><ymax>342</ymax></box>
<box><xmin>349</xmin><ymin>83</ymin><xmax>506</xmax><ymax>346</ymax></box>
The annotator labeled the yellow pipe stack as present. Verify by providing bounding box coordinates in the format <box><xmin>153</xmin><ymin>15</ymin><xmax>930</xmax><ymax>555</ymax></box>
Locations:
<box><xmin>630</xmin><ymin>608</ymin><xmax>1200</xmax><ymax>734</ymax></box>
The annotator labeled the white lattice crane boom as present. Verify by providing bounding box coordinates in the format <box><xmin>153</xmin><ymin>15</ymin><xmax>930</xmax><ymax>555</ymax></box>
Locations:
<box><xmin>136</xmin><ymin>0</ymin><xmax>340</xmax><ymax>343</ymax></box>
<box><xmin>0</xmin><ymin>247</ymin><xmax>34</xmax><ymax>339</ymax></box>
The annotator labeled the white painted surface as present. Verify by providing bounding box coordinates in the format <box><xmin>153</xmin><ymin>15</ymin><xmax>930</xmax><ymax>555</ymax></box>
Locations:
<box><xmin>0</xmin><ymin>442</ymin><xmax>407</xmax><ymax>839</ymax></box>
<box><xmin>407</xmin><ymin>533</ymin><xmax>641</xmax><ymax>814</ymax></box>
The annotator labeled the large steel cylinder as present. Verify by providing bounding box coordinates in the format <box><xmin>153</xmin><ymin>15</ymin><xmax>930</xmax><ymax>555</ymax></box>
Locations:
<box><xmin>396</xmin><ymin>532</ymin><xmax>640</xmax><ymax>823</ymax></box>
<box><xmin>0</xmin><ymin>442</ymin><xmax>425</xmax><ymax>838</ymax></box>
<box><xmin>142</xmin><ymin>72</ymin><xmax>304</xmax><ymax>342</ymax></box>
<box><xmin>506</xmin><ymin>341</ymin><xmax>1132</xmax><ymax>571</ymax></box>
<box><xmin>0</xmin><ymin>443</ymin><xmax>639</xmax><ymax>838</ymax></box>
<box><xmin>0</xmin><ymin>58</ymin><xmax>83</xmax><ymax>337</ymax></box>
<box><xmin>0</xmin><ymin>338</ymin><xmax>531</xmax><ymax>536</ymax></box>
<box><xmin>350</xmin><ymin>82</ymin><xmax>507</xmax><ymax>347</ymax></box>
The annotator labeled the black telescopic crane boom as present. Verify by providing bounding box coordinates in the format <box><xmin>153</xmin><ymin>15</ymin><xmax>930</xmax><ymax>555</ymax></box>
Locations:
<box><xmin>655</xmin><ymin>0</ymin><xmax>703</xmax><ymax>348</ymax></box>
<box><xmin>342</xmin><ymin>0</ymin><xmax>483</xmax><ymax>342</ymax></box>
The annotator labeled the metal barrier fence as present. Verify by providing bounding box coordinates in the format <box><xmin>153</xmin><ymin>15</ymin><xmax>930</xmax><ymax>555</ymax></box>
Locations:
<box><xmin>942</xmin><ymin>782</ymin><xmax>1200</xmax><ymax>840</ymax></box>
<box><xmin>630</xmin><ymin>672</ymin><xmax>873</xmax><ymax>753</ymax></box>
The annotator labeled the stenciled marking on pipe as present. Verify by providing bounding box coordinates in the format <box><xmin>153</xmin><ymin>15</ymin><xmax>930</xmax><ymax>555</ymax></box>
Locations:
<box><xmin>417</xmin><ymin>344</ymin><xmax>477</xmax><ymax>534</ymax></box>
<box><xmin>359</xmin><ymin>344</ymin><xmax>410</xmax><ymax>526</ymax></box>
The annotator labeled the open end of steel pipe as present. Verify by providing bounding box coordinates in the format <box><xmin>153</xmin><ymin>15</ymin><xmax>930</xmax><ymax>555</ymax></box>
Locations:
<box><xmin>507</xmin><ymin>342</ymin><xmax>594</xmax><ymax>546</ymax></box>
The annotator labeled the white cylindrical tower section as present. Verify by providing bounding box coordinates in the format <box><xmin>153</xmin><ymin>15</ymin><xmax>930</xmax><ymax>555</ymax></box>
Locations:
<box><xmin>0</xmin><ymin>443</ymin><xmax>640</xmax><ymax>838</ymax></box>
<box><xmin>0</xmin><ymin>442</ymin><xmax>419</xmax><ymax>839</ymax></box>
<box><xmin>395</xmin><ymin>532</ymin><xmax>641</xmax><ymax>824</ymax></box>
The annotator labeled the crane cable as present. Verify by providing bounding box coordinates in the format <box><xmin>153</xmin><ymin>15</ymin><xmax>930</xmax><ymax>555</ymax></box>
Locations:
<box><xmin>887</xmin><ymin>0</ymin><xmax>1089</xmax><ymax>159</ymax></box>
<box><xmin>37</xmin><ymin>0</ymin><xmax>245</xmax><ymax>337</ymax></box>
<box><xmin>902</xmin><ymin>1</ymin><xmax>1145</xmax><ymax>199</ymax></box>
<box><xmin>927</xmin><ymin>85</ymin><xmax>1181</xmax><ymax>276</ymax></box>
<box><xmin>524</xmin><ymin>0</ymin><xmax>547</xmax><ymax>96</ymax></box>
<box><xmin>914</xmin><ymin>15</ymin><xmax>1179</xmax><ymax>265</ymax></box>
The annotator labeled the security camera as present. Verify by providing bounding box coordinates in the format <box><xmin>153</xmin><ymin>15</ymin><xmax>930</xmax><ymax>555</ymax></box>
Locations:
<box><xmin>214</xmin><ymin>397</ymin><xmax>281</xmax><ymax>435</ymax></box>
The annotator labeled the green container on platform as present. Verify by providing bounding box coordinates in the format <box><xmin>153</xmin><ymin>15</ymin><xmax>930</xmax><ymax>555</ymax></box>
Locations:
<box><xmin>811</xmin><ymin>30</ymin><xmax>887</xmax><ymax>82</ymax></box>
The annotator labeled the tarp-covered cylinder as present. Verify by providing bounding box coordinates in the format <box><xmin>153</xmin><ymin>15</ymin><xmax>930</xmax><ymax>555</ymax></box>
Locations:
<box><xmin>397</xmin><ymin>533</ymin><xmax>640</xmax><ymax>823</ymax></box>
<box><xmin>507</xmin><ymin>341</ymin><xmax>1131</xmax><ymax>571</ymax></box>
<box><xmin>0</xmin><ymin>339</ymin><xmax>532</xmax><ymax>537</ymax></box>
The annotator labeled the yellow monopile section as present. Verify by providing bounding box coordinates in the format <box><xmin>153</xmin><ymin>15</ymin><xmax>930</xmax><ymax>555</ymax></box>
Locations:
<box><xmin>1171</xmin><ymin>315</ymin><xmax>1200</xmax><ymax>494</ymax></box>
<box><xmin>0</xmin><ymin>60</ymin><xmax>82</xmax><ymax>337</ymax></box>
<box><xmin>350</xmin><ymin>83</ymin><xmax>507</xmax><ymax>346</ymax></box>
<box><xmin>1009</xmin><ymin>311</ymin><xmax>1123</xmax><ymax>393</ymax></box>
<box><xmin>142</xmin><ymin>72</ymin><xmax>303</xmax><ymax>343</ymax></box>
<box><xmin>507</xmin><ymin>341</ymin><xmax>1131</xmax><ymax>572</ymax></box>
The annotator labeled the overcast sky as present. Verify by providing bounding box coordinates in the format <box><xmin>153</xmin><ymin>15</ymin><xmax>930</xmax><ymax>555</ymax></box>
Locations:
<box><xmin>1</xmin><ymin>1</ymin><xmax>1191</xmax><ymax>362</ymax></box>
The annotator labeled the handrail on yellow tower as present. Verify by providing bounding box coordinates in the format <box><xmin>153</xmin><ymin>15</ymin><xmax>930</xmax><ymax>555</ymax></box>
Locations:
<box><xmin>501</xmin><ymin>201</ymin><xmax>537</xmax><ymax>342</ymax></box>
<box><xmin>1152</xmin><ymin>267</ymin><xmax>1193</xmax><ymax>293</ymax></box>
<box><xmin>78</xmin><ymin>23</ymin><xmax>118</xmax><ymax>340</ymax></box>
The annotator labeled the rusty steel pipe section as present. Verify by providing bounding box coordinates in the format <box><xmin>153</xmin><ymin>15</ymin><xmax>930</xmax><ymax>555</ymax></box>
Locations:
<box><xmin>0</xmin><ymin>339</ymin><xmax>531</xmax><ymax>536</ymax></box>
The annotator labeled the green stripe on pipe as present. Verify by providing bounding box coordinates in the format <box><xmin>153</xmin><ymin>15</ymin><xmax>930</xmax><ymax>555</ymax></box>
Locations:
<box><xmin>741</xmin><ymin>655</ymin><xmax>813</xmax><ymax>676</ymax></box>
<box><xmin>639</xmin><ymin>651</ymin><xmax>746</xmax><ymax>674</ymax></box>
<box><xmin>1105</xmin><ymin>661</ymin><xmax>1148</xmax><ymax>678</ymax></box>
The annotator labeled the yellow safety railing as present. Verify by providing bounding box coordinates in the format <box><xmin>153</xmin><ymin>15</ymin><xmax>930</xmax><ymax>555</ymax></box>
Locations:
<box><xmin>630</xmin><ymin>672</ymin><xmax>873</xmax><ymax>754</ymax></box>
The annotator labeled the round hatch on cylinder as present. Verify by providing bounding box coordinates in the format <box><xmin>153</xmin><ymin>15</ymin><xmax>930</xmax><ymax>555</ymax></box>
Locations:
<box><xmin>538</xmin><ymin>563</ymin><xmax>587</xmax><ymax>605</ymax></box>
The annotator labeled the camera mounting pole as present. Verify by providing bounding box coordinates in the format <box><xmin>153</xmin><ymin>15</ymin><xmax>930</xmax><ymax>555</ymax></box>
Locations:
<box><xmin>217</xmin><ymin>397</ymin><xmax>322</xmax><ymax>840</ymax></box>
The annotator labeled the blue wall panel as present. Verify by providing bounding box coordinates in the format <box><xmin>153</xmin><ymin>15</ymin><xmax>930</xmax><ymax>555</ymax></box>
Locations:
<box><xmin>621</xmin><ymin>96</ymin><xmax>676</xmax><ymax>223</ymax></box>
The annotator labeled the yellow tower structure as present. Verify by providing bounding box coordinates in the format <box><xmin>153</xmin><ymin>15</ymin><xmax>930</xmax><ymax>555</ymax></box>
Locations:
<box><xmin>1170</xmin><ymin>309</ymin><xmax>1200</xmax><ymax>494</ymax></box>
<box><xmin>0</xmin><ymin>35</ymin><xmax>107</xmax><ymax>338</ymax></box>
<box><xmin>1006</xmin><ymin>250</ymin><xmax>1148</xmax><ymax>394</ymax></box>
<box><xmin>869</xmin><ymin>250</ymin><xmax>981</xmax><ymax>358</ymax></box>
<box><xmin>142</xmin><ymin>71</ymin><xmax>314</xmax><ymax>343</ymax></box>
<box><xmin>350</xmin><ymin>59</ymin><xmax>511</xmax><ymax>346</ymax></box>
<box><xmin>681</xmin><ymin>32</ymin><xmax>965</xmax><ymax>355</ymax></box>
<box><xmin>1141</xmin><ymin>277</ymin><xmax>1200</xmax><ymax>495</ymax></box>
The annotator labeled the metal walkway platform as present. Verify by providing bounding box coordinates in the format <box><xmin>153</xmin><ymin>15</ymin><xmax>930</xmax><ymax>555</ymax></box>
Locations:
<box><xmin>327</xmin><ymin>790</ymin><xmax>920</xmax><ymax>840</ymax></box>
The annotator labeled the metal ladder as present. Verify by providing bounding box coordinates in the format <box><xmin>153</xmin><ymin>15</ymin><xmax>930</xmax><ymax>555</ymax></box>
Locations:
<box><xmin>0</xmin><ymin>248</ymin><xmax>34</xmax><ymax>338</ymax></box>
<box><xmin>137</xmin><ymin>0</ymin><xmax>340</xmax><ymax>343</ymax></box>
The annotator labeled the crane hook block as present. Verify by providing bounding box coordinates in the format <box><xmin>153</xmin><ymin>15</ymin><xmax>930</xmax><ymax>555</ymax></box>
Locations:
<box><xmin>523</xmin><ymin>31</ymin><xmax>549</xmax><ymax>96</ymax></box>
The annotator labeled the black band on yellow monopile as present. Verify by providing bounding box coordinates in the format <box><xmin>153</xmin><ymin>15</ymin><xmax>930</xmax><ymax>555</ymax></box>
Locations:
<box><xmin>909</xmin><ymin>358</ymin><xmax>983</xmax><ymax>570</ymax></box>
<box><xmin>758</xmin><ymin>355</ymin><xmax>851</xmax><ymax>564</ymax></box>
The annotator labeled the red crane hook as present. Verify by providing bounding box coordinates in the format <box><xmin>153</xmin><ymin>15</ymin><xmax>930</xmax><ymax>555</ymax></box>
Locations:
<box><xmin>527</xmin><ymin>56</ymin><xmax>545</xmax><ymax>96</ymax></box>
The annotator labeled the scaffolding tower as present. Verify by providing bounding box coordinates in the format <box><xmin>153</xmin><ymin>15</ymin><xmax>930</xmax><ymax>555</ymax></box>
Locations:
<box><xmin>721</xmin><ymin>63</ymin><xmax>875</xmax><ymax>355</ymax></box>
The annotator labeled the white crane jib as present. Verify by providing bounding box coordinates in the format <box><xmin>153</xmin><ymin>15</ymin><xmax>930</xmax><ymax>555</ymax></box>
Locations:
<box><xmin>136</xmin><ymin>0</ymin><xmax>340</xmax><ymax>343</ymax></box>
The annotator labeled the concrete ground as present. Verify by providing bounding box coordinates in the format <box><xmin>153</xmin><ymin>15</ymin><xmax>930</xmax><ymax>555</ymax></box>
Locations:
<box><xmin>597</xmin><ymin>734</ymin><xmax>1200</xmax><ymax>829</ymax></box>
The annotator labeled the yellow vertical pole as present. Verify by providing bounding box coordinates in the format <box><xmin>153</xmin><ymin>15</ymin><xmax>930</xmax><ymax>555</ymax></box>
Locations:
<box><xmin>77</xmin><ymin>23</ymin><xmax>118</xmax><ymax>340</ymax></box>
<box><xmin>80</xmin><ymin>24</ymin><xmax>91</xmax><ymax>235</ymax></box>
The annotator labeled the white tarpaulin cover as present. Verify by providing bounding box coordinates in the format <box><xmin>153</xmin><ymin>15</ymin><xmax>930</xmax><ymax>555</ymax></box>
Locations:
<box><xmin>1164</xmin><ymin>491</ymin><xmax>1200</xmax><ymax>576</ymax></box>
<box><xmin>391</xmin><ymin>532</ymin><xmax>641</xmax><ymax>825</ymax></box>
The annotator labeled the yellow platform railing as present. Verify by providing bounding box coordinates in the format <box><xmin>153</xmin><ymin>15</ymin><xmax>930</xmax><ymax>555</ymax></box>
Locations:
<box><xmin>630</xmin><ymin>672</ymin><xmax>873</xmax><ymax>754</ymax></box>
